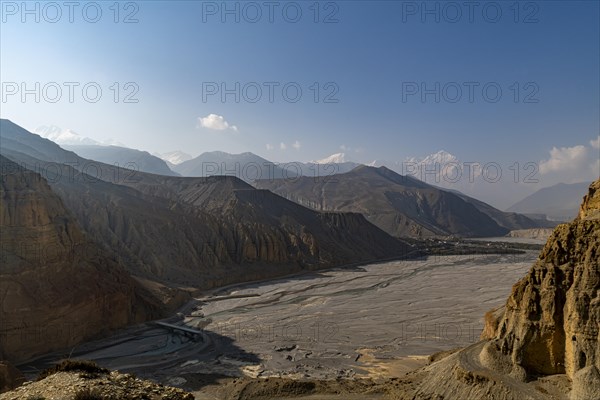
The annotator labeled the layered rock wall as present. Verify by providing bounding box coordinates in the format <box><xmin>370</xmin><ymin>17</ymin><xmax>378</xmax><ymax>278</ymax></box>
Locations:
<box><xmin>0</xmin><ymin>157</ymin><xmax>161</xmax><ymax>363</ymax></box>
<box><xmin>482</xmin><ymin>180</ymin><xmax>600</xmax><ymax>398</ymax></box>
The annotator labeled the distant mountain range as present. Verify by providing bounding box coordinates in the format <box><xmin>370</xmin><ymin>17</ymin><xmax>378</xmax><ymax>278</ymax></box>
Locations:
<box><xmin>507</xmin><ymin>181</ymin><xmax>593</xmax><ymax>221</ymax></box>
<box><xmin>1</xmin><ymin>119</ymin><xmax>406</xmax><ymax>285</ymax></box>
<box><xmin>63</xmin><ymin>145</ymin><xmax>179</xmax><ymax>177</ymax></box>
<box><xmin>168</xmin><ymin>151</ymin><xmax>361</xmax><ymax>182</ymax></box>
<box><xmin>29</xmin><ymin>127</ymin><xmax>590</xmax><ymax>223</ymax></box>
<box><xmin>65</xmin><ymin>143</ymin><xmax>553</xmax><ymax>237</ymax></box>
<box><xmin>0</xmin><ymin>118</ymin><xmax>412</xmax><ymax>363</ymax></box>
<box><xmin>34</xmin><ymin>126</ymin><xmax>177</xmax><ymax>176</ymax></box>
<box><xmin>34</xmin><ymin>125</ymin><xmax>125</xmax><ymax>147</ymax></box>
<box><xmin>171</xmin><ymin>151</ymin><xmax>296</xmax><ymax>181</ymax></box>
<box><xmin>255</xmin><ymin>165</ymin><xmax>549</xmax><ymax>238</ymax></box>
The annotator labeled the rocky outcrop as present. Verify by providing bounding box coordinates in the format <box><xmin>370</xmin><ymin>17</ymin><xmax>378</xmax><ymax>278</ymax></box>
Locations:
<box><xmin>0</xmin><ymin>156</ymin><xmax>162</xmax><ymax>364</ymax></box>
<box><xmin>387</xmin><ymin>180</ymin><xmax>599</xmax><ymax>400</ymax></box>
<box><xmin>0</xmin><ymin>361</ymin><xmax>193</xmax><ymax>399</ymax></box>
<box><xmin>579</xmin><ymin>181</ymin><xmax>600</xmax><ymax>220</ymax></box>
<box><xmin>483</xmin><ymin>180</ymin><xmax>599</xmax><ymax>392</ymax></box>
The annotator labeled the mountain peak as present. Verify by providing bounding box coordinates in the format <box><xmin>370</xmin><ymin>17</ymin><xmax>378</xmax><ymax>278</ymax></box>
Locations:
<box><xmin>33</xmin><ymin>125</ymin><xmax>127</xmax><ymax>147</ymax></box>
<box><xmin>34</xmin><ymin>125</ymin><xmax>100</xmax><ymax>146</ymax></box>
<box><xmin>156</xmin><ymin>150</ymin><xmax>193</xmax><ymax>165</ymax></box>
<box><xmin>315</xmin><ymin>153</ymin><xmax>347</xmax><ymax>164</ymax></box>
<box><xmin>413</xmin><ymin>149</ymin><xmax>459</xmax><ymax>164</ymax></box>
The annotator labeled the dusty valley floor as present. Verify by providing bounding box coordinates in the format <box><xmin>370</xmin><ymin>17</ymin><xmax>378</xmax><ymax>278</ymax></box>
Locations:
<box><xmin>20</xmin><ymin>253</ymin><xmax>537</xmax><ymax>398</ymax></box>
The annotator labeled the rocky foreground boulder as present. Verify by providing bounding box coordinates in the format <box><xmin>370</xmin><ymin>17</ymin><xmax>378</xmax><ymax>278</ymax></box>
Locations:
<box><xmin>0</xmin><ymin>360</ymin><xmax>193</xmax><ymax>399</ymax></box>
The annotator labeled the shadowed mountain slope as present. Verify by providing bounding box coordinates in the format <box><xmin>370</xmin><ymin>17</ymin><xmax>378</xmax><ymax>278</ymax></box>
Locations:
<box><xmin>63</xmin><ymin>144</ymin><xmax>179</xmax><ymax>176</ymax></box>
<box><xmin>0</xmin><ymin>119</ymin><xmax>413</xmax><ymax>290</ymax></box>
<box><xmin>447</xmin><ymin>188</ymin><xmax>557</xmax><ymax>230</ymax></box>
<box><xmin>172</xmin><ymin>151</ymin><xmax>294</xmax><ymax>182</ymax></box>
<box><xmin>507</xmin><ymin>181</ymin><xmax>593</xmax><ymax>221</ymax></box>
<box><xmin>256</xmin><ymin>165</ymin><xmax>539</xmax><ymax>238</ymax></box>
<box><xmin>0</xmin><ymin>155</ymin><xmax>162</xmax><ymax>364</ymax></box>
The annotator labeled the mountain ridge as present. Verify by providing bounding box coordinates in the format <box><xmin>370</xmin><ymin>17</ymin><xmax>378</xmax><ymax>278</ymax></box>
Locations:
<box><xmin>0</xmin><ymin>119</ymin><xmax>413</xmax><ymax>289</ymax></box>
<box><xmin>507</xmin><ymin>181</ymin><xmax>593</xmax><ymax>221</ymax></box>
<box><xmin>63</xmin><ymin>144</ymin><xmax>179</xmax><ymax>176</ymax></box>
<box><xmin>255</xmin><ymin>165</ymin><xmax>545</xmax><ymax>238</ymax></box>
<box><xmin>0</xmin><ymin>155</ymin><xmax>162</xmax><ymax>364</ymax></box>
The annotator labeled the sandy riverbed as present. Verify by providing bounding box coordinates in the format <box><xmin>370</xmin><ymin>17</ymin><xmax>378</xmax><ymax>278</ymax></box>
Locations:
<box><xmin>21</xmin><ymin>252</ymin><xmax>536</xmax><ymax>396</ymax></box>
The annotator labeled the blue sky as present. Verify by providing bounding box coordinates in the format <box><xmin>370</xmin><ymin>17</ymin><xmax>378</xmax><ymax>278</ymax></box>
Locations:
<box><xmin>1</xmin><ymin>1</ymin><xmax>598</xmax><ymax>194</ymax></box>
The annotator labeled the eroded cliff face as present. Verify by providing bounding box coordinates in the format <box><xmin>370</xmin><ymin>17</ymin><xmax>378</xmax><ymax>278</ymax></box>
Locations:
<box><xmin>482</xmin><ymin>179</ymin><xmax>600</xmax><ymax>398</ymax></box>
<box><xmin>44</xmin><ymin>167</ymin><xmax>411</xmax><ymax>289</ymax></box>
<box><xmin>1</xmin><ymin>122</ymin><xmax>414</xmax><ymax>291</ymax></box>
<box><xmin>0</xmin><ymin>157</ymin><xmax>161</xmax><ymax>364</ymax></box>
<box><xmin>388</xmin><ymin>181</ymin><xmax>599</xmax><ymax>400</ymax></box>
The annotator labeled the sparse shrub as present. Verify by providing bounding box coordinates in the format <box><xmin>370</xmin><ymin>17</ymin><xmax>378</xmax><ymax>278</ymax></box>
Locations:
<box><xmin>37</xmin><ymin>359</ymin><xmax>109</xmax><ymax>381</ymax></box>
<box><xmin>79</xmin><ymin>372</ymin><xmax>100</xmax><ymax>379</ymax></box>
<box><xmin>73</xmin><ymin>388</ymin><xmax>104</xmax><ymax>400</ymax></box>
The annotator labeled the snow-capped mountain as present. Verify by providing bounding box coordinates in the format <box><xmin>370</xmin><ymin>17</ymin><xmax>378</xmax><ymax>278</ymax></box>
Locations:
<box><xmin>314</xmin><ymin>153</ymin><xmax>348</xmax><ymax>164</ymax></box>
<box><xmin>406</xmin><ymin>150</ymin><xmax>460</xmax><ymax>166</ymax></box>
<box><xmin>34</xmin><ymin>125</ymin><xmax>126</xmax><ymax>147</ymax></box>
<box><xmin>376</xmin><ymin>150</ymin><xmax>522</xmax><ymax>210</ymax></box>
<box><xmin>403</xmin><ymin>150</ymin><xmax>480</xmax><ymax>183</ymax></box>
<box><xmin>35</xmin><ymin>125</ymin><xmax>100</xmax><ymax>146</ymax></box>
<box><xmin>155</xmin><ymin>150</ymin><xmax>193</xmax><ymax>165</ymax></box>
<box><xmin>370</xmin><ymin>150</ymin><xmax>478</xmax><ymax>183</ymax></box>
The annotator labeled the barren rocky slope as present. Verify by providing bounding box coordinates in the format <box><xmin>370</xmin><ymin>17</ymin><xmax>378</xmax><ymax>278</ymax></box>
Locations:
<box><xmin>482</xmin><ymin>179</ymin><xmax>600</xmax><ymax>398</ymax></box>
<box><xmin>385</xmin><ymin>179</ymin><xmax>600</xmax><ymax>400</ymax></box>
<box><xmin>0</xmin><ymin>360</ymin><xmax>194</xmax><ymax>399</ymax></box>
<box><xmin>0</xmin><ymin>156</ymin><xmax>162</xmax><ymax>364</ymax></box>
<box><xmin>63</xmin><ymin>144</ymin><xmax>179</xmax><ymax>176</ymax></box>
<box><xmin>0</xmin><ymin>119</ymin><xmax>412</xmax><ymax>290</ymax></box>
<box><xmin>508</xmin><ymin>181</ymin><xmax>593</xmax><ymax>221</ymax></box>
<box><xmin>448</xmin><ymin>189</ymin><xmax>557</xmax><ymax>231</ymax></box>
<box><xmin>256</xmin><ymin>165</ymin><xmax>543</xmax><ymax>238</ymax></box>
<box><xmin>172</xmin><ymin>151</ymin><xmax>293</xmax><ymax>181</ymax></box>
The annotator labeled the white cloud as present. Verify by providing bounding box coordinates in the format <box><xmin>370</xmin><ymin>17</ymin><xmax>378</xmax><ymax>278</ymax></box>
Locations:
<box><xmin>539</xmin><ymin>145</ymin><xmax>588</xmax><ymax>174</ymax></box>
<box><xmin>280</xmin><ymin>142</ymin><xmax>287</xmax><ymax>150</ymax></box>
<box><xmin>292</xmin><ymin>140</ymin><xmax>301</xmax><ymax>150</ymax></box>
<box><xmin>591</xmin><ymin>158</ymin><xmax>600</xmax><ymax>176</ymax></box>
<box><xmin>197</xmin><ymin>114</ymin><xmax>238</xmax><ymax>131</ymax></box>
<box><xmin>266</xmin><ymin>143</ymin><xmax>274</xmax><ymax>151</ymax></box>
<box><xmin>340</xmin><ymin>144</ymin><xmax>362</xmax><ymax>153</ymax></box>
<box><xmin>591</xmin><ymin>135</ymin><xmax>600</xmax><ymax>149</ymax></box>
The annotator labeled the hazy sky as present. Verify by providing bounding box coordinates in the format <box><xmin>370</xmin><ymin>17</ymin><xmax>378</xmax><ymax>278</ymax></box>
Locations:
<box><xmin>1</xmin><ymin>0</ymin><xmax>598</xmax><ymax>198</ymax></box>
